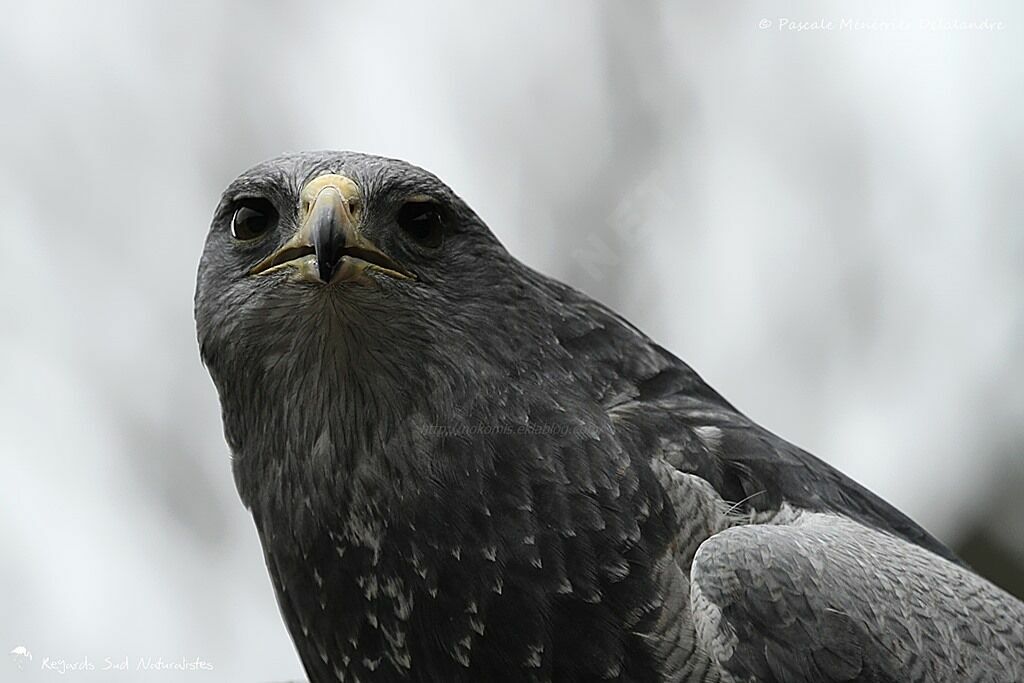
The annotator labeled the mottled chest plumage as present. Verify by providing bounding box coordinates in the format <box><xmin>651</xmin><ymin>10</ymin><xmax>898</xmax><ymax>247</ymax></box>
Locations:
<box><xmin>255</xmin><ymin>454</ymin><xmax>678</xmax><ymax>683</ymax></box>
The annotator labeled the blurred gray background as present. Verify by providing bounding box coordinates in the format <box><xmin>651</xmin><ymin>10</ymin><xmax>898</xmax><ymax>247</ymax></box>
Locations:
<box><xmin>2</xmin><ymin>1</ymin><xmax>1022</xmax><ymax>681</ymax></box>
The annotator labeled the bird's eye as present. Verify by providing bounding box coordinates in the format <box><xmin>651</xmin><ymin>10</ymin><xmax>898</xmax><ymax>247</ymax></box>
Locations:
<box><xmin>231</xmin><ymin>198</ymin><xmax>278</xmax><ymax>240</ymax></box>
<box><xmin>396</xmin><ymin>201</ymin><xmax>445</xmax><ymax>249</ymax></box>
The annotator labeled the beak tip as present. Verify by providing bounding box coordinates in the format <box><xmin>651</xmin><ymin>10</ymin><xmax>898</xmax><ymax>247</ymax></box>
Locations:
<box><xmin>316</xmin><ymin>259</ymin><xmax>335</xmax><ymax>283</ymax></box>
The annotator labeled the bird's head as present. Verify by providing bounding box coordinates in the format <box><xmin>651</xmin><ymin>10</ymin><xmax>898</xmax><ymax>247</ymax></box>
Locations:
<box><xmin>197</xmin><ymin>151</ymin><xmax>505</xmax><ymax>312</ymax></box>
<box><xmin>196</xmin><ymin>151</ymin><xmax>515</xmax><ymax>380</ymax></box>
<box><xmin>195</xmin><ymin>152</ymin><xmax>551</xmax><ymax>508</ymax></box>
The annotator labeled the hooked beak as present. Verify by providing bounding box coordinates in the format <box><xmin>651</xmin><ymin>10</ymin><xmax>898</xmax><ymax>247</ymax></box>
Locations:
<box><xmin>249</xmin><ymin>174</ymin><xmax>413</xmax><ymax>284</ymax></box>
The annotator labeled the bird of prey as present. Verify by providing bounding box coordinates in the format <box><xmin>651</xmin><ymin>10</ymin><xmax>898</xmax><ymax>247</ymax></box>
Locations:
<box><xmin>195</xmin><ymin>151</ymin><xmax>1024</xmax><ymax>682</ymax></box>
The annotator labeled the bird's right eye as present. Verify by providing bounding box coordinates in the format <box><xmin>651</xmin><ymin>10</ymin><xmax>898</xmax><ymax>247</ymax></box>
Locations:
<box><xmin>231</xmin><ymin>199</ymin><xmax>278</xmax><ymax>240</ymax></box>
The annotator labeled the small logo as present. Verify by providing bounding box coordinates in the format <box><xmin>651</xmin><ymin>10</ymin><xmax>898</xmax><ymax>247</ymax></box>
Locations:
<box><xmin>9</xmin><ymin>646</ymin><xmax>32</xmax><ymax>670</ymax></box>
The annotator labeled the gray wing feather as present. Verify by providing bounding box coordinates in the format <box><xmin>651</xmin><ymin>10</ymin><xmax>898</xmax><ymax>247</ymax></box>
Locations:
<box><xmin>643</xmin><ymin>463</ymin><xmax>728</xmax><ymax>681</ymax></box>
<box><xmin>690</xmin><ymin>512</ymin><xmax>1024</xmax><ymax>682</ymax></box>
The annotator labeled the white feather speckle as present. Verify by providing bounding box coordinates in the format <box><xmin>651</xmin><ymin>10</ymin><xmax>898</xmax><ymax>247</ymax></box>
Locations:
<box><xmin>693</xmin><ymin>425</ymin><xmax>724</xmax><ymax>453</ymax></box>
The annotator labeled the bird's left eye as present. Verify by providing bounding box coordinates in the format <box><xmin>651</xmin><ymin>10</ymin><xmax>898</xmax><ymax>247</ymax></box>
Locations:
<box><xmin>231</xmin><ymin>199</ymin><xmax>278</xmax><ymax>240</ymax></box>
<box><xmin>397</xmin><ymin>201</ymin><xmax>445</xmax><ymax>249</ymax></box>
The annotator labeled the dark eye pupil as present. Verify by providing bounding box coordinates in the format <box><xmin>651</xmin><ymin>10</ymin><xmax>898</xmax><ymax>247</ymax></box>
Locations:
<box><xmin>397</xmin><ymin>202</ymin><xmax>444</xmax><ymax>248</ymax></box>
<box><xmin>231</xmin><ymin>200</ymin><xmax>277</xmax><ymax>240</ymax></box>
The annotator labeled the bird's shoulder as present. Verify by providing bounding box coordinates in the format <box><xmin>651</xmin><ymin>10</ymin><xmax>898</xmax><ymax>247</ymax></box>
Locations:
<box><xmin>542</xmin><ymin>285</ymin><xmax>959</xmax><ymax>564</ymax></box>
